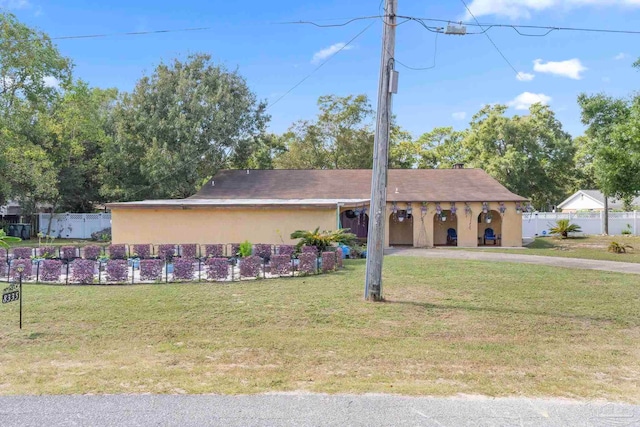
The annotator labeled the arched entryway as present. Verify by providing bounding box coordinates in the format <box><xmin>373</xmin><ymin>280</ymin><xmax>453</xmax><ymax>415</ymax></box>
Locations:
<box><xmin>389</xmin><ymin>210</ymin><xmax>413</xmax><ymax>246</ymax></box>
<box><xmin>340</xmin><ymin>210</ymin><xmax>369</xmax><ymax>239</ymax></box>
<box><xmin>478</xmin><ymin>210</ymin><xmax>502</xmax><ymax>246</ymax></box>
<box><xmin>433</xmin><ymin>210</ymin><xmax>458</xmax><ymax>246</ymax></box>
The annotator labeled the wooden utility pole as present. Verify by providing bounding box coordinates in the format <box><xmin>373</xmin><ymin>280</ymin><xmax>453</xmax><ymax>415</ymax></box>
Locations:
<box><xmin>365</xmin><ymin>0</ymin><xmax>397</xmax><ymax>301</ymax></box>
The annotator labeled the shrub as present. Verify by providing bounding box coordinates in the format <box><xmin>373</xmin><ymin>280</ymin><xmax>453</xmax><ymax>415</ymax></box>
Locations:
<box><xmin>322</xmin><ymin>251</ymin><xmax>336</xmax><ymax>272</ymax></box>
<box><xmin>0</xmin><ymin>260</ymin><xmax>7</xmax><ymax>276</ymax></box>
<box><xmin>205</xmin><ymin>244</ymin><xmax>224</xmax><ymax>258</ymax></box>
<box><xmin>173</xmin><ymin>258</ymin><xmax>195</xmax><ymax>281</ymax></box>
<box><xmin>90</xmin><ymin>227</ymin><xmax>111</xmax><ymax>242</ymax></box>
<box><xmin>206</xmin><ymin>257</ymin><xmax>229</xmax><ymax>280</ymax></box>
<box><xmin>622</xmin><ymin>224</ymin><xmax>633</xmax><ymax>235</ymax></box>
<box><xmin>13</xmin><ymin>247</ymin><xmax>33</xmax><ymax>259</ymax></box>
<box><xmin>38</xmin><ymin>246</ymin><xmax>56</xmax><ymax>259</ymax></box>
<box><xmin>291</xmin><ymin>227</ymin><xmax>357</xmax><ymax>253</ymax></box>
<box><xmin>71</xmin><ymin>259</ymin><xmax>96</xmax><ymax>284</ymax></box>
<box><xmin>83</xmin><ymin>245</ymin><xmax>102</xmax><ymax>260</ymax></box>
<box><xmin>336</xmin><ymin>247</ymin><xmax>344</xmax><ymax>268</ymax></box>
<box><xmin>608</xmin><ymin>241</ymin><xmax>633</xmax><ymax>254</ymax></box>
<box><xmin>106</xmin><ymin>259</ymin><xmax>128</xmax><ymax>283</ymax></box>
<box><xmin>10</xmin><ymin>260</ymin><xmax>32</xmax><ymax>279</ymax></box>
<box><xmin>0</xmin><ymin>248</ymin><xmax>6</xmax><ymax>260</ymax></box>
<box><xmin>158</xmin><ymin>244</ymin><xmax>175</xmax><ymax>261</ymax></box>
<box><xmin>180</xmin><ymin>244</ymin><xmax>198</xmax><ymax>259</ymax></box>
<box><xmin>298</xmin><ymin>253</ymin><xmax>316</xmax><ymax>275</ymax></box>
<box><xmin>40</xmin><ymin>260</ymin><xmax>62</xmax><ymax>282</ymax></box>
<box><xmin>270</xmin><ymin>255</ymin><xmax>291</xmax><ymax>276</ymax></box>
<box><xmin>108</xmin><ymin>244</ymin><xmax>127</xmax><ymax>260</ymax></box>
<box><xmin>253</xmin><ymin>244</ymin><xmax>272</xmax><ymax>260</ymax></box>
<box><xmin>239</xmin><ymin>255</ymin><xmax>261</xmax><ymax>278</ymax></box>
<box><xmin>229</xmin><ymin>243</ymin><xmax>240</xmax><ymax>257</ymax></box>
<box><xmin>140</xmin><ymin>259</ymin><xmax>164</xmax><ymax>281</ymax></box>
<box><xmin>277</xmin><ymin>245</ymin><xmax>295</xmax><ymax>257</ymax></box>
<box><xmin>238</xmin><ymin>241</ymin><xmax>252</xmax><ymax>258</ymax></box>
<box><xmin>301</xmin><ymin>246</ymin><xmax>318</xmax><ymax>256</ymax></box>
<box><xmin>549</xmin><ymin>219</ymin><xmax>582</xmax><ymax>239</ymax></box>
<box><xmin>133</xmin><ymin>244</ymin><xmax>151</xmax><ymax>259</ymax></box>
<box><xmin>60</xmin><ymin>246</ymin><xmax>77</xmax><ymax>261</ymax></box>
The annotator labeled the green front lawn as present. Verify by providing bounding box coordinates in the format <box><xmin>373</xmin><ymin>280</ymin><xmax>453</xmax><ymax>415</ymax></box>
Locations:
<box><xmin>3</xmin><ymin>238</ymin><xmax>107</xmax><ymax>248</ymax></box>
<box><xmin>1</xmin><ymin>257</ymin><xmax>638</xmax><ymax>402</ymax></box>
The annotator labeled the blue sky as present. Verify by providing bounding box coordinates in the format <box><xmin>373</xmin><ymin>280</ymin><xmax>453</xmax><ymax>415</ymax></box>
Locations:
<box><xmin>4</xmin><ymin>0</ymin><xmax>640</xmax><ymax>138</ymax></box>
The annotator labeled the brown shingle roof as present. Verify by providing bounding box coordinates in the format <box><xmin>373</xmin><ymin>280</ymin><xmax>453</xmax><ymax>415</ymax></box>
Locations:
<box><xmin>189</xmin><ymin>169</ymin><xmax>527</xmax><ymax>202</ymax></box>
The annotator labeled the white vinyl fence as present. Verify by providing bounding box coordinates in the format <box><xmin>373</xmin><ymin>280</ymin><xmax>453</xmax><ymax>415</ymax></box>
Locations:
<box><xmin>38</xmin><ymin>213</ymin><xmax>111</xmax><ymax>239</ymax></box>
<box><xmin>522</xmin><ymin>211</ymin><xmax>640</xmax><ymax>238</ymax></box>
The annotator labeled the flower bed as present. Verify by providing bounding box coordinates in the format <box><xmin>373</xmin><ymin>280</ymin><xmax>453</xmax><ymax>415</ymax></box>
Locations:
<box><xmin>173</xmin><ymin>258</ymin><xmax>195</xmax><ymax>281</ymax></box>
<box><xmin>108</xmin><ymin>244</ymin><xmax>127</xmax><ymax>260</ymax></box>
<box><xmin>298</xmin><ymin>253</ymin><xmax>317</xmax><ymax>275</ymax></box>
<box><xmin>277</xmin><ymin>245</ymin><xmax>295</xmax><ymax>257</ymax></box>
<box><xmin>158</xmin><ymin>244</ymin><xmax>175</xmax><ymax>261</ymax></box>
<box><xmin>38</xmin><ymin>246</ymin><xmax>56</xmax><ymax>259</ymax></box>
<box><xmin>204</xmin><ymin>244</ymin><xmax>224</xmax><ymax>258</ymax></box>
<box><xmin>40</xmin><ymin>260</ymin><xmax>62</xmax><ymax>282</ymax></box>
<box><xmin>239</xmin><ymin>256</ymin><xmax>261</xmax><ymax>278</ymax></box>
<box><xmin>61</xmin><ymin>246</ymin><xmax>77</xmax><ymax>261</ymax></box>
<box><xmin>83</xmin><ymin>245</ymin><xmax>102</xmax><ymax>260</ymax></box>
<box><xmin>253</xmin><ymin>244</ymin><xmax>272</xmax><ymax>260</ymax></box>
<box><xmin>0</xmin><ymin>260</ymin><xmax>6</xmax><ymax>276</ymax></box>
<box><xmin>180</xmin><ymin>244</ymin><xmax>197</xmax><ymax>259</ymax></box>
<box><xmin>301</xmin><ymin>246</ymin><xmax>318</xmax><ymax>256</ymax></box>
<box><xmin>71</xmin><ymin>259</ymin><xmax>96</xmax><ymax>284</ymax></box>
<box><xmin>133</xmin><ymin>244</ymin><xmax>151</xmax><ymax>259</ymax></box>
<box><xmin>12</xmin><ymin>247</ymin><xmax>33</xmax><ymax>259</ymax></box>
<box><xmin>270</xmin><ymin>255</ymin><xmax>291</xmax><ymax>276</ymax></box>
<box><xmin>10</xmin><ymin>260</ymin><xmax>32</xmax><ymax>279</ymax></box>
<box><xmin>322</xmin><ymin>251</ymin><xmax>336</xmax><ymax>273</ymax></box>
<box><xmin>106</xmin><ymin>260</ymin><xmax>128</xmax><ymax>283</ymax></box>
<box><xmin>206</xmin><ymin>257</ymin><xmax>229</xmax><ymax>280</ymax></box>
<box><xmin>229</xmin><ymin>243</ymin><xmax>240</xmax><ymax>257</ymax></box>
<box><xmin>140</xmin><ymin>259</ymin><xmax>163</xmax><ymax>281</ymax></box>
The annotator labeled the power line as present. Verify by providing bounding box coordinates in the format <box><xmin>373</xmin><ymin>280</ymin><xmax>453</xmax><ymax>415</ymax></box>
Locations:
<box><xmin>50</xmin><ymin>26</ymin><xmax>216</xmax><ymax>40</ymax></box>
<box><xmin>459</xmin><ymin>0</ymin><xmax>520</xmax><ymax>78</ymax></box>
<box><xmin>395</xmin><ymin>32</ymin><xmax>439</xmax><ymax>71</ymax></box>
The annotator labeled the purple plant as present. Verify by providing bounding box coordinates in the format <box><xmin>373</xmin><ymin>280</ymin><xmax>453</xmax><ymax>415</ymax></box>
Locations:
<box><xmin>108</xmin><ymin>244</ymin><xmax>127</xmax><ymax>260</ymax></box>
<box><xmin>158</xmin><ymin>244</ymin><xmax>175</xmax><ymax>261</ymax></box>
<box><xmin>40</xmin><ymin>260</ymin><xmax>62</xmax><ymax>282</ymax></box>
<box><xmin>83</xmin><ymin>245</ymin><xmax>102</xmax><ymax>260</ymax></box>
<box><xmin>173</xmin><ymin>258</ymin><xmax>195</xmax><ymax>281</ymax></box>
<box><xmin>71</xmin><ymin>259</ymin><xmax>96</xmax><ymax>284</ymax></box>
<box><xmin>239</xmin><ymin>255</ymin><xmax>261</xmax><ymax>278</ymax></box>
<box><xmin>206</xmin><ymin>257</ymin><xmax>229</xmax><ymax>280</ymax></box>
<box><xmin>204</xmin><ymin>244</ymin><xmax>224</xmax><ymax>258</ymax></box>
<box><xmin>0</xmin><ymin>248</ymin><xmax>6</xmax><ymax>259</ymax></box>
<box><xmin>277</xmin><ymin>245</ymin><xmax>295</xmax><ymax>257</ymax></box>
<box><xmin>106</xmin><ymin>259</ymin><xmax>128</xmax><ymax>283</ymax></box>
<box><xmin>253</xmin><ymin>244</ymin><xmax>272</xmax><ymax>260</ymax></box>
<box><xmin>180</xmin><ymin>244</ymin><xmax>197</xmax><ymax>259</ymax></box>
<box><xmin>270</xmin><ymin>255</ymin><xmax>291</xmax><ymax>276</ymax></box>
<box><xmin>301</xmin><ymin>246</ymin><xmax>318</xmax><ymax>256</ymax></box>
<box><xmin>140</xmin><ymin>259</ymin><xmax>163</xmax><ymax>281</ymax></box>
<box><xmin>10</xmin><ymin>259</ymin><xmax>33</xmax><ymax>279</ymax></box>
<box><xmin>322</xmin><ymin>251</ymin><xmax>336</xmax><ymax>273</ymax></box>
<box><xmin>38</xmin><ymin>246</ymin><xmax>56</xmax><ymax>259</ymax></box>
<box><xmin>61</xmin><ymin>246</ymin><xmax>77</xmax><ymax>261</ymax></box>
<box><xmin>229</xmin><ymin>243</ymin><xmax>240</xmax><ymax>257</ymax></box>
<box><xmin>133</xmin><ymin>244</ymin><xmax>151</xmax><ymax>259</ymax></box>
<box><xmin>0</xmin><ymin>260</ymin><xmax>7</xmax><ymax>276</ymax></box>
<box><xmin>298</xmin><ymin>253</ymin><xmax>316</xmax><ymax>275</ymax></box>
<box><xmin>12</xmin><ymin>247</ymin><xmax>33</xmax><ymax>259</ymax></box>
<box><xmin>336</xmin><ymin>247</ymin><xmax>344</xmax><ymax>268</ymax></box>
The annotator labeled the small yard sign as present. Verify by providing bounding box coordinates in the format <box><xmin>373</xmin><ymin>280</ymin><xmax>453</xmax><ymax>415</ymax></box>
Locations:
<box><xmin>2</xmin><ymin>283</ymin><xmax>20</xmax><ymax>304</ymax></box>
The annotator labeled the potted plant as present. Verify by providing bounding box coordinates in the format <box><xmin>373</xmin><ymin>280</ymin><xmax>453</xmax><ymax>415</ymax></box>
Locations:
<box><xmin>236</xmin><ymin>240</ymin><xmax>252</xmax><ymax>267</ymax></box>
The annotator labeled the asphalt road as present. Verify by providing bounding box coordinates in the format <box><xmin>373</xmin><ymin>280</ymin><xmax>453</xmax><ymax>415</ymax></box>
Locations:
<box><xmin>1</xmin><ymin>394</ymin><xmax>638</xmax><ymax>427</ymax></box>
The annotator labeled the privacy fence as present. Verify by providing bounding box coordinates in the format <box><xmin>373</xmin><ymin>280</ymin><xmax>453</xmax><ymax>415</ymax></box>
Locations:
<box><xmin>0</xmin><ymin>244</ymin><xmax>344</xmax><ymax>285</ymax></box>
<box><xmin>522</xmin><ymin>211</ymin><xmax>640</xmax><ymax>238</ymax></box>
<box><xmin>38</xmin><ymin>213</ymin><xmax>111</xmax><ymax>239</ymax></box>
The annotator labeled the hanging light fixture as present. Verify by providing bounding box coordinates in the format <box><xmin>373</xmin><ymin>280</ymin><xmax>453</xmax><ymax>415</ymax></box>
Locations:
<box><xmin>450</xmin><ymin>202</ymin><xmax>457</xmax><ymax>217</ymax></box>
<box><xmin>482</xmin><ymin>202</ymin><xmax>489</xmax><ymax>214</ymax></box>
<box><xmin>515</xmin><ymin>202</ymin><xmax>522</xmax><ymax>214</ymax></box>
<box><xmin>499</xmin><ymin>202</ymin><xmax>506</xmax><ymax>215</ymax></box>
<box><xmin>421</xmin><ymin>202</ymin><xmax>428</xmax><ymax>214</ymax></box>
<box><xmin>407</xmin><ymin>202</ymin><xmax>413</xmax><ymax>217</ymax></box>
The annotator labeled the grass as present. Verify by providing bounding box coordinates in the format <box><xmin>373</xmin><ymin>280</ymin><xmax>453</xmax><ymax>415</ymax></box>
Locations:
<box><xmin>463</xmin><ymin>235</ymin><xmax>640</xmax><ymax>263</ymax></box>
<box><xmin>4</xmin><ymin>238</ymin><xmax>107</xmax><ymax>248</ymax></box>
<box><xmin>1</xmin><ymin>257</ymin><xmax>639</xmax><ymax>402</ymax></box>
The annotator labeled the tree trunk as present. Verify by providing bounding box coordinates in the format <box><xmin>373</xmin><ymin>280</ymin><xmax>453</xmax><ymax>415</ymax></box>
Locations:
<box><xmin>603</xmin><ymin>195</ymin><xmax>609</xmax><ymax>235</ymax></box>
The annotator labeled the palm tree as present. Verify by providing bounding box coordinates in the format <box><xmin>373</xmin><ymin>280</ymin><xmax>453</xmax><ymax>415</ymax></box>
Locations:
<box><xmin>549</xmin><ymin>219</ymin><xmax>582</xmax><ymax>239</ymax></box>
<box><xmin>290</xmin><ymin>227</ymin><xmax>357</xmax><ymax>253</ymax></box>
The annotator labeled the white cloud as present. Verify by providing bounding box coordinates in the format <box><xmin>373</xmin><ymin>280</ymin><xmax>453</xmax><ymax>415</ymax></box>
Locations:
<box><xmin>516</xmin><ymin>72</ymin><xmax>535</xmax><ymax>81</ymax></box>
<box><xmin>452</xmin><ymin>112</ymin><xmax>467</xmax><ymax>120</ymax></box>
<box><xmin>0</xmin><ymin>0</ymin><xmax>31</xmax><ymax>10</ymax></box>
<box><xmin>614</xmin><ymin>52</ymin><xmax>628</xmax><ymax>60</ymax></box>
<box><xmin>508</xmin><ymin>92</ymin><xmax>552</xmax><ymax>110</ymax></box>
<box><xmin>43</xmin><ymin>76</ymin><xmax>60</xmax><ymax>88</ymax></box>
<box><xmin>311</xmin><ymin>42</ymin><xmax>353</xmax><ymax>64</ymax></box>
<box><xmin>463</xmin><ymin>0</ymin><xmax>640</xmax><ymax>19</ymax></box>
<box><xmin>533</xmin><ymin>58</ymin><xmax>587</xmax><ymax>79</ymax></box>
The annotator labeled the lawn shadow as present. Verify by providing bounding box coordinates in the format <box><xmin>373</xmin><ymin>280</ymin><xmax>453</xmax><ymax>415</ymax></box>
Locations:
<box><xmin>384</xmin><ymin>299</ymin><xmax>624</xmax><ymax>325</ymax></box>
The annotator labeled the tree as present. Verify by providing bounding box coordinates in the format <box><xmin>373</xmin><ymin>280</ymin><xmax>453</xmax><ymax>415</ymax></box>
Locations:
<box><xmin>415</xmin><ymin>127</ymin><xmax>467</xmax><ymax>169</ymax></box>
<box><xmin>101</xmin><ymin>54</ymin><xmax>269</xmax><ymax>200</ymax></box>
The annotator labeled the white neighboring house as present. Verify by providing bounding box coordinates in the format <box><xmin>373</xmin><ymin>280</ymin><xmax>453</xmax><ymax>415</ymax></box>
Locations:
<box><xmin>558</xmin><ymin>190</ymin><xmax>640</xmax><ymax>212</ymax></box>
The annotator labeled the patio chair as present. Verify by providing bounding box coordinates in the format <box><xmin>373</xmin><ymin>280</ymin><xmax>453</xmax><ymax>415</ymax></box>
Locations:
<box><xmin>447</xmin><ymin>228</ymin><xmax>457</xmax><ymax>245</ymax></box>
<box><xmin>484</xmin><ymin>228</ymin><xmax>498</xmax><ymax>245</ymax></box>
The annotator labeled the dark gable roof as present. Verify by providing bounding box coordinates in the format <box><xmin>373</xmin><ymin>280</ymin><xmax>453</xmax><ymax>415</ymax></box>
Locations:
<box><xmin>190</xmin><ymin>169</ymin><xmax>527</xmax><ymax>202</ymax></box>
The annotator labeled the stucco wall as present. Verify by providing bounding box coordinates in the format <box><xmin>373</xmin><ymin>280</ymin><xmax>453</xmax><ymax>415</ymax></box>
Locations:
<box><xmin>110</xmin><ymin>207</ymin><xmax>336</xmax><ymax>245</ymax></box>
